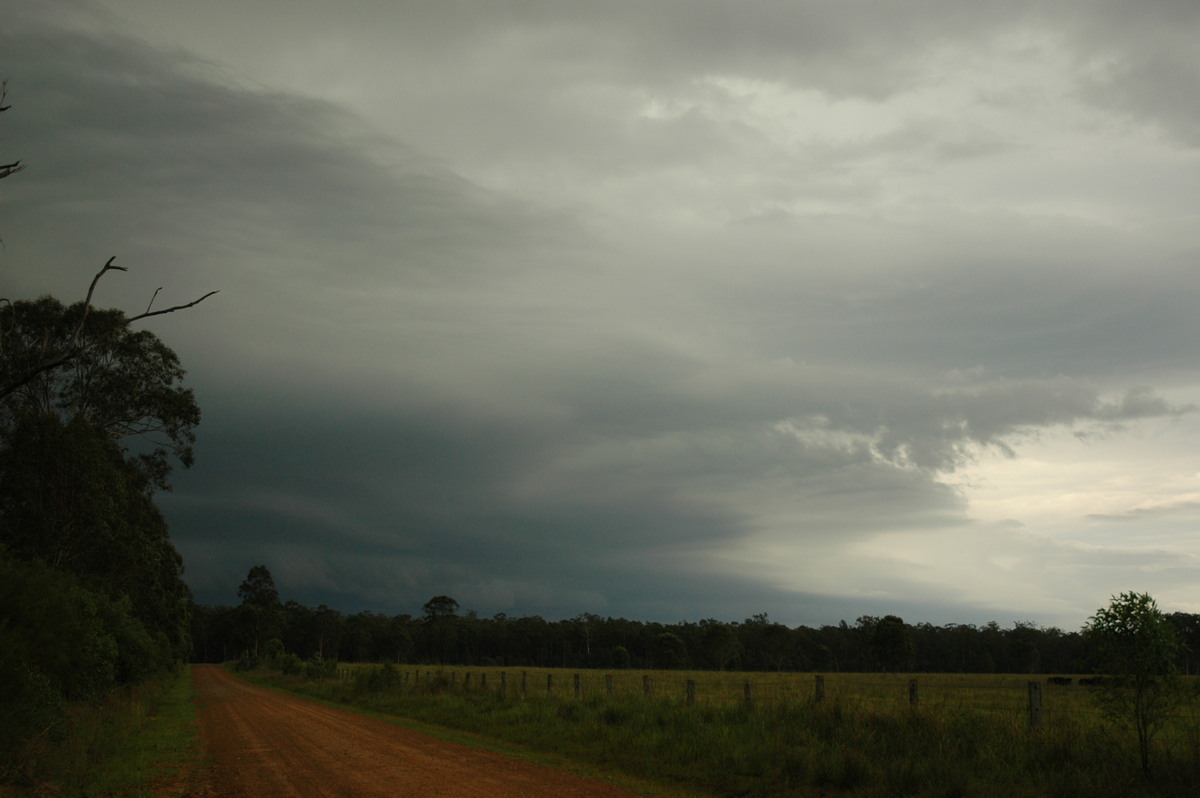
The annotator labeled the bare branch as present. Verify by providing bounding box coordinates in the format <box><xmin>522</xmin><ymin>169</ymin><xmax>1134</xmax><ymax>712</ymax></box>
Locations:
<box><xmin>129</xmin><ymin>290</ymin><xmax>219</xmax><ymax>322</ymax></box>
<box><xmin>0</xmin><ymin>80</ymin><xmax>20</xmax><ymax>180</ymax></box>
<box><xmin>81</xmin><ymin>257</ymin><xmax>128</xmax><ymax>309</ymax></box>
<box><xmin>145</xmin><ymin>287</ymin><xmax>163</xmax><ymax>315</ymax></box>
<box><xmin>65</xmin><ymin>256</ymin><xmax>126</xmax><ymax>355</ymax></box>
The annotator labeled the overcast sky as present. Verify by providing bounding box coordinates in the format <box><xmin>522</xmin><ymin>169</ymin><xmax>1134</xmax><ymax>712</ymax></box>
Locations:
<box><xmin>6</xmin><ymin>0</ymin><xmax>1200</xmax><ymax>630</ymax></box>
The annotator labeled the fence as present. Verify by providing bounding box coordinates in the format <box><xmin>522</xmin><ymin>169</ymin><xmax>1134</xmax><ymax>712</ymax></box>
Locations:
<box><xmin>338</xmin><ymin>666</ymin><xmax>1128</xmax><ymax>727</ymax></box>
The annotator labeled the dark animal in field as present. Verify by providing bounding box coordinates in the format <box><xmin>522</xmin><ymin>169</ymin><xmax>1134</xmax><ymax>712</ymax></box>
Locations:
<box><xmin>1046</xmin><ymin>676</ymin><xmax>1072</xmax><ymax>685</ymax></box>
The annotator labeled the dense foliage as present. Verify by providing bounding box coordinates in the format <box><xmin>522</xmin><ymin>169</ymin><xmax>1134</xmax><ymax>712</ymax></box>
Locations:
<box><xmin>0</xmin><ymin>296</ymin><xmax>200</xmax><ymax>489</ymax></box>
<box><xmin>0</xmin><ymin>299</ymin><xmax>198</xmax><ymax>779</ymax></box>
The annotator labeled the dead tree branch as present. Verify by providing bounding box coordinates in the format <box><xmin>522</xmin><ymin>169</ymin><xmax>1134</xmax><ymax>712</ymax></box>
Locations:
<box><xmin>0</xmin><ymin>80</ymin><xmax>22</xmax><ymax>180</ymax></box>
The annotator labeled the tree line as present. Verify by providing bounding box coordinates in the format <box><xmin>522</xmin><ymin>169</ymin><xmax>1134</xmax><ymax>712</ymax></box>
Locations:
<box><xmin>194</xmin><ymin>566</ymin><xmax>1200</xmax><ymax>676</ymax></box>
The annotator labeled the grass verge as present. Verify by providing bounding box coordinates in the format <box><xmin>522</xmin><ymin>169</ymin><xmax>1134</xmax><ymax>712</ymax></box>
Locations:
<box><xmin>1</xmin><ymin>665</ymin><xmax>203</xmax><ymax>797</ymax></box>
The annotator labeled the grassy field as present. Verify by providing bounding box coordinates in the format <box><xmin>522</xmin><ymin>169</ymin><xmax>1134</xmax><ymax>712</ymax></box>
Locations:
<box><xmin>250</xmin><ymin>663</ymin><xmax>1200</xmax><ymax>797</ymax></box>
<box><xmin>1</xmin><ymin>666</ymin><xmax>203</xmax><ymax>797</ymax></box>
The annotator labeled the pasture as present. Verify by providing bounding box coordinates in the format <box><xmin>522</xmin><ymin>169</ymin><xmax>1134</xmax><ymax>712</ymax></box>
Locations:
<box><xmin>257</xmin><ymin>664</ymin><xmax>1200</xmax><ymax>797</ymax></box>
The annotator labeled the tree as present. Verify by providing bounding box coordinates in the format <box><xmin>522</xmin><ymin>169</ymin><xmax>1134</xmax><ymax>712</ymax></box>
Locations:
<box><xmin>0</xmin><ymin>299</ymin><xmax>201</xmax><ymax>664</ymax></box>
<box><xmin>654</xmin><ymin>632</ymin><xmax>688</xmax><ymax>670</ymax></box>
<box><xmin>422</xmin><ymin>596</ymin><xmax>459</xmax><ymax>664</ymax></box>
<box><xmin>238</xmin><ymin>566</ymin><xmax>283</xmax><ymax>658</ymax></box>
<box><xmin>1</xmin><ymin>263</ymin><xmax>216</xmax><ymax>406</ymax></box>
<box><xmin>870</xmin><ymin>615</ymin><xmax>915</xmax><ymax>672</ymax></box>
<box><xmin>0</xmin><ymin>295</ymin><xmax>202</xmax><ymax>489</ymax></box>
<box><xmin>0</xmin><ymin>413</ymin><xmax>193</xmax><ymax>662</ymax></box>
<box><xmin>699</xmin><ymin>619</ymin><xmax>741</xmax><ymax>671</ymax></box>
<box><xmin>1166</xmin><ymin>612</ymin><xmax>1200</xmax><ymax>675</ymax></box>
<box><xmin>422</xmin><ymin>595</ymin><xmax>459</xmax><ymax>620</ymax></box>
<box><xmin>572</xmin><ymin>612</ymin><xmax>604</xmax><ymax>663</ymax></box>
<box><xmin>1084</xmin><ymin>592</ymin><xmax>1183</xmax><ymax>777</ymax></box>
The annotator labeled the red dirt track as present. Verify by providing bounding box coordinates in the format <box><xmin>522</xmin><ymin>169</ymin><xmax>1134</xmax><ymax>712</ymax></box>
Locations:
<box><xmin>192</xmin><ymin>665</ymin><xmax>645</xmax><ymax>797</ymax></box>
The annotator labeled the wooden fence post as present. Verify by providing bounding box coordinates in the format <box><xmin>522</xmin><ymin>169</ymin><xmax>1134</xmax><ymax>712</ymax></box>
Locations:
<box><xmin>605</xmin><ymin>674</ymin><xmax>614</xmax><ymax>697</ymax></box>
<box><xmin>546</xmin><ymin>673</ymin><xmax>553</xmax><ymax>696</ymax></box>
<box><xmin>573</xmin><ymin>673</ymin><xmax>581</xmax><ymax>699</ymax></box>
<box><xmin>908</xmin><ymin>678</ymin><xmax>918</xmax><ymax>709</ymax></box>
<box><xmin>743</xmin><ymin>681</ymin><xmax>753</xmax><ymax>710</ymax></box>
<box><xmin>643</xmin><ymin>675</ymin><xmax>652</xmax><ymax>697</ymax></box>
<box><xmin>814</xmin><ymin>674</ymin><xmax>825</xmax><ymax>703</ymax></box>
<box><xmin>1028</xmin><ymin>681</ymin><xmax>1043</xmax><ymax>728</ymax></box>
<box><xmin>521</xmin><ymin>670</ymin><xmax>527</xmax><ymax>697</ymax></box>
<box><xmin>464</xmin><ymin>672</ymin><xmax>472</xmax><ymax>688</ymax></box>
<box><xmin>500</xmin><ymin>671</ymin><xmax>507</xmax><ymax>695</ymax></box>
<box><xmin>481</xmin><ymin>672</ymin><xmax>488</xmax><ymax>689</ymax></box>
<box><xmin>686</xmin><ymin>680</ymin><xmax>696</xmax><ymax>707</ymax></box>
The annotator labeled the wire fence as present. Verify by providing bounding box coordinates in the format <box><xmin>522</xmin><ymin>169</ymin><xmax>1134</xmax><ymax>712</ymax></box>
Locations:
<box><xmin>335</xmin><ymin>665</ymin><xmax>1167</xmax><ymax>727</ymax></box>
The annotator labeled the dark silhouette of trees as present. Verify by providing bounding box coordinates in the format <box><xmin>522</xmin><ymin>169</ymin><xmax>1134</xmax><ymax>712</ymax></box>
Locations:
<box><xmin>654</xmin><ymin>632</ymin><xmax>688</xmax><ymax>669</ymax></box>
<box><xmin>423</xmin><ymin>595</ymin><xmax>460</xmax><ymax>619</ymax></box>
<box><xmin>422</xmin><ymin>595</ymin><xmax>460</xmax><ymax>664</ymax></box>
<box><xmin>699</xmin><ymin>619</ymin><xmax>742</xmax><ymax>670</ymax></box>
<box><xmin>870</xmin><ymin>615</ymin><xmax>915</xmax><ymax>672</ymax></box>
<box><xmin>191</xmin><ymin>591</ymin><xmax>1106</xmax><ymax>677</ymax></box>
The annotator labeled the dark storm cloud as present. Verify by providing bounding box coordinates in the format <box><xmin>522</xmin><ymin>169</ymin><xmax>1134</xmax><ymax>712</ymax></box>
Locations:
<box><xmin>3</xmin><ymin>5</ymin><xmax>560</xmax><ymax>310</ymax></box>
<box><xmin>8</xmin><ymin>1</ymin><xmax>1200</xmax><ymax>628</ymax></box>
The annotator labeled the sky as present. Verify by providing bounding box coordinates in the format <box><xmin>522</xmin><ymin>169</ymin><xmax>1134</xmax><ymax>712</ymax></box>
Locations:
<box><xmin>4</xmin><ymin>0</ymin><xmax>1200</xmax><ymax>630</ymax></box>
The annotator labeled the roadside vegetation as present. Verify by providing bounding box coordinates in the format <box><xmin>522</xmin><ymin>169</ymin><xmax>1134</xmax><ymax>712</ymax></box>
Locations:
<box><xmin>0</xmin><ymin>667</ymin><xmax>201</xmax><ymax>797</ymax></box>
<box><xmin>249</xmin><ymin>661</ymin><xmax>1200</xmax><ymax>798</ymax></box>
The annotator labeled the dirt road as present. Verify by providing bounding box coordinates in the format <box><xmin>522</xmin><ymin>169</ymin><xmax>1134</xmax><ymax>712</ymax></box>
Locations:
<box><xmin>192</xmin><ymin>665</ymin><xmax>646</xmax><ymax>797</ymax></box>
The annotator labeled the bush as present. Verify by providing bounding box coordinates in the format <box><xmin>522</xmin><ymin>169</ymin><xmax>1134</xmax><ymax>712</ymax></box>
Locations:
<box><xmin>353</xmin><ymin>663</ymin><xmax>403</xmax><ymax>695</ymax></box>
<box><xmin>304</xmin><ymin>656</ymin><xmax>338</xmax><ymax>681</ymax></box>
<box><xmin>98</xmin><ymin>594</ymin><xmax>163</xmax><ymax>685</ymax></box>
<box><xmin>277</xmin><ymin>653</ymin><xmax>304</xmax><ymax>676</ymax></box>
<box><xmin>0</xmin><ymin>659</ymin><xmax>65</xmax><ymax>781</ymax></box>
<box><xmin>263</xmin><ymin>638</ymin><xmax>286</xmax><ymax>667</ymax></box>
<box><xmin>0</xmin><ymin>554</ymin><xmax>119</xmax><ymax>701</ymax></box>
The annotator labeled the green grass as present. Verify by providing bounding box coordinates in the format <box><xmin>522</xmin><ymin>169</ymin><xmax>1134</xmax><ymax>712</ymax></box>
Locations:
<box><xmin>252</xmin><ymin>665</ymin><xmax>1200</xmax><ymax>798</ymax></box>
<box><xmin>1</xmin><ymin>666</ymin><xmax>203</xmax><ymax>797</ymax></box>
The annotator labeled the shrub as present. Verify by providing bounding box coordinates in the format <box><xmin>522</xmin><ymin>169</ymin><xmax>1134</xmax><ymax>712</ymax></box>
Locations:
<box><xmin>304</xmin><ymin>656</ymin><xmax>338</xmax><ymax>681</ymax></box>
<box><xmin>0</xmin><ymin>554</ymin><xmax>119</xmax><ymax>701</ymax></box>
<box><xmin>277</xmin><ymin>653</ymin><xmax>304</xmax><ymax>676</ymax></box>
<box><xmin>0</xmin><ymin>659</ymin><xmax>65</xmax><ymax>781</ymax></box>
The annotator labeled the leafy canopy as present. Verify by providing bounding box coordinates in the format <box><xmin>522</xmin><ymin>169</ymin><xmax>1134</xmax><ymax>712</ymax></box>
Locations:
<box><xmin>0</xmin><ymin>296</ymin><xmax>199</xmax><ymax>489</ymax></box>
<box><xmin>1085</xmin><ymin>591</ymin><xmax>1182</xmax><ymax>681</ymax></box>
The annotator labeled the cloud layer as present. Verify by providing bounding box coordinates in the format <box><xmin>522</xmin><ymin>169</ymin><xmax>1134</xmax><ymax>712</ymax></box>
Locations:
<box><xmin>6</xmin><ymin>1</ymin><xmax>1200</xmax><ymax>628</ymax></box>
